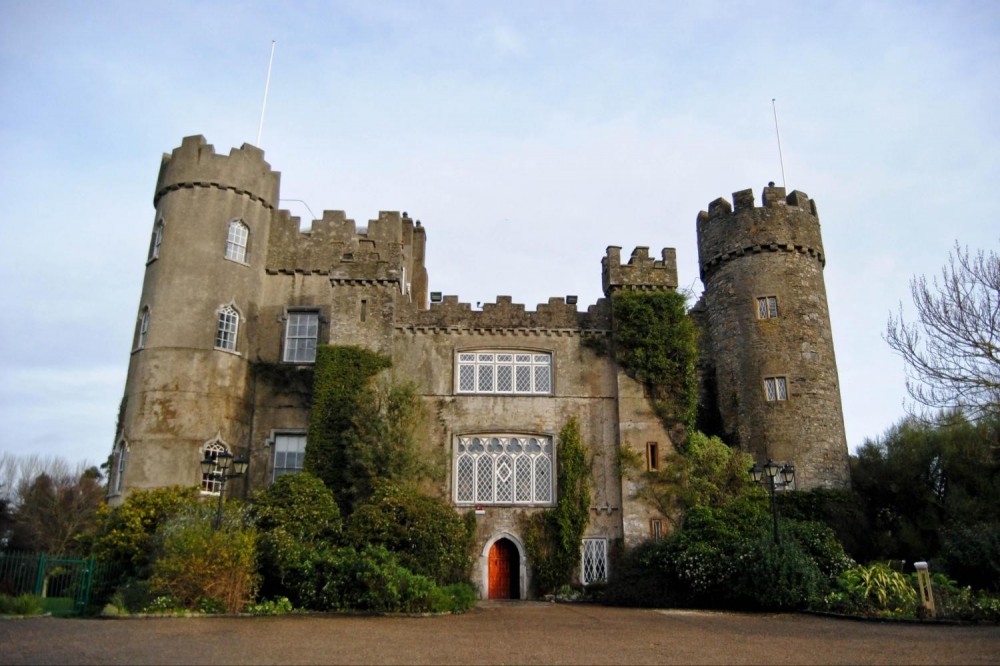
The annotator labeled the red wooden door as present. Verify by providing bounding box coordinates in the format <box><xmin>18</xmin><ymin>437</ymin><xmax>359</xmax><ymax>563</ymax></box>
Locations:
<box><xmin>488</xmin><ymin>539</ymin><xmax>513</xmax><ymax>599</ymax></box>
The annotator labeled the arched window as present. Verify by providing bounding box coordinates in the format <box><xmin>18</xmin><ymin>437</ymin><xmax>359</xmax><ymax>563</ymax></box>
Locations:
<box><xmin>111</xmin><ymin>439</ymin><xmax>128</xmax><ymax>495</ymax></box>
<box><xmin>134</xmin><ymin>306</ymin><xmax>150</xmax><ymax>350</ymax></box>
<box><xmin>201</xmin><ymin>439</ymin><xmax>229</xmax><ymax>495</ymax></box>
<box><xmin>148</xmin><ymin>217</ymin><xmax>164</xmax><ymax>261</ymax></box>
<box><xmin>215</xmin><ymin>304</ymin><xmax>239</xmax><ymax>351</ymax></box>
<box><xmin>224</xmin><ymin>220</ymin><xmax>249</xmax><ymax>263</ymax></box>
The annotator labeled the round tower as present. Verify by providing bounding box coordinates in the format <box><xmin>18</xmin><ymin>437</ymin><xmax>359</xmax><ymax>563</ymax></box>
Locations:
<box><xmin>696</xmin><ymin>185</ymin><xmax>850</xmax><ymax>489</ymax></box>
<box><xmin>112</xmin><ymin>136</ymin><xmax>280</xmax><ymax>500</ymax></box>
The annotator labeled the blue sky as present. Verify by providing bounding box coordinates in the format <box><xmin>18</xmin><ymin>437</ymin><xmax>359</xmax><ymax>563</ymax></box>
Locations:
<box><xmin>0</xmin><ymin>1</ymin><xmax>997</xmax><ymax>470</ymax></box>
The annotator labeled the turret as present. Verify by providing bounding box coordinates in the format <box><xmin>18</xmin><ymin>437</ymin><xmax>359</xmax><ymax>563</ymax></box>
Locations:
<box><xmin>113</xmin><ymin>136</ymin><xmax>280</xmax><ymax>501</ymax></box>
<box><xmin>696</xmin><ymin>185</ymin><xmax>850</xmax><ymax>489</ymax></box>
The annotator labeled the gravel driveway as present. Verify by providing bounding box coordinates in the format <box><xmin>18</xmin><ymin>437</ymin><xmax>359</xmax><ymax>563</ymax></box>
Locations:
<box><xmin>2</xmin><ymin>602</ymin><xmax>997</xmax><ymax>665</ymax></box>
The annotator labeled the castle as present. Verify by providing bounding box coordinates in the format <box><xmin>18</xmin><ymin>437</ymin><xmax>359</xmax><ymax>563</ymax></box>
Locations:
<box><xmin>111</xmin><ymin>135</ymin><xmax>850</xmax><ymax>599</ymax></box>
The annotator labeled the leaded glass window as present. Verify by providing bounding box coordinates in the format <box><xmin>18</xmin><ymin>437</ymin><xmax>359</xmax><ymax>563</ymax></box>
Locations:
<box><xmin>764</xmin><ymin>376</ymin><xmax>788</xmax><ymax>401</ymax></box>
<box><xmin>582</xmin><ymin>538</ymin><xmax>608</xmax><ymax>585</ymax></box>
<box><xmin>454</xmin><ymin>435</ymin><xmax>553</xmax><ymax>505</ymax></box>
<box><xmin>148</xmin><ymin>218</ymin><xmax>163</xmax><ymax>261</ymax></box>
<box><xmin>757</xmin><ymin>296</ymin><xmax>779</xmax><ymax>319</ymax></box>
<box><xmin>215</xmin><ymin>305</ymin><xmax>239</xmax><ymax>351</ymax></box>
<box><xmin>283</xmin><ymin>312</ymin><xmax>319</xmax><ymax>363</ymax></box>
<box><xmin>225</xmin><ymin>220</ymin><xmax>249</xmax><ymax>263</ymax></box>
<box><xmin>455</xmin><ymin>351</ymin><xmax>552</xmax><ymax>395</ymax></box>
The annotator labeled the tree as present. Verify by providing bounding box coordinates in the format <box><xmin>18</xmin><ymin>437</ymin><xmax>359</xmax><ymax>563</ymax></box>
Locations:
<box><xmin>8</xmin><ymin>467</ymin><xmax>105</xmax><ymax>555</ymax></box>
<box><xmin>886</xmin><ymin>243</ymin><xmax>1000</xmax><ymax>420</ymax></box>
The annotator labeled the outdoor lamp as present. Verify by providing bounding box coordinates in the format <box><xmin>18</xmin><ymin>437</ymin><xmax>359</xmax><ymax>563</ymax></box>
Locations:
<box><xmin>749</xmin><ymin>464</ymin><xmax>764</xmax><ymax>483</ymax></box>
<box><xmin>215</xmin><ymin>450</ymin><xmax>233</xmax><ymax>474</ymax></box>
<box><xmin>200</xmin><ymin>456</ymin><xmax>216</xmax><ymax>476</ymax></box>
<box><xmin>781</xmin><ymin>463</ymin><xmax>796</xmax><ymax>486</ymax></box>
<box><xmin>233</xmin><ymin>456</ymin><xmax>249</xmax><ymax>476</ymax></box>
<box><xmin>764</xmin><ymin>458</ymin><xmax>780</xmax><ymax>480</ymax></box>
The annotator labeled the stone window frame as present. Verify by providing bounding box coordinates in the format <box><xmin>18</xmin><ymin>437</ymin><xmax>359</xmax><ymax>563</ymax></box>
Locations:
<box><xmin>282</xmin><ymin>309</ymin><xmax>320</xmax><ymax>364</ymax></box>
<box><xmin>581</xmin><ymin>538</ymin><xmax>608</xmax><ymax>585</ymax></box>
<box><xmin>200</xmin><ymin>436</ymin><xmax>230</xmax><ymax>495</ymax></box>
<box><xmin>214</xmin><ymin>302</ymin><xmax>242</xmax><ymax>354</ymax></box>
<box><xmin>756</xmin><ymin>295</ymin><xmax>779</xmax><ymax>319</ymax></box>
<box><xmin>147</xmin><ymin>215</ymin><xmax>164</xmax><ymax>264</ymax></box>
<box><xmin>133</xmin><ymin>306</ymin><xmax>150</xmax><ymax>352</ymax></box>
<box><xmin>268</xmin><ymin>430</ymin><xmax>307</xmax><ymax>481</ymax></box>
<box><xmin>453</xmin><ymin>433</ymin><xmax>555</xmax><ymax>507</ymax></box>
<box><xmin>109</xmin><ymin>437</ymin><xmax>129</xmax><ymax>497</ymax></box>
<box><xmin>454</xmin><ymin>349</ymin><xmax>554</xmax><ymax>396</ymax></box>
<box><xmin>646</xmin><ymin>441</ymin><xmax>660</xmax><ymax>471</ymax></box>
<box><xmin>764</xmin><ymin>376</ymin><xmax>789</xmax><ymax>402</ymax></box>
<box><xmin>224</xmin><ymin>219</ymin><xmax>250</xmax><ymax>264</ymax></box>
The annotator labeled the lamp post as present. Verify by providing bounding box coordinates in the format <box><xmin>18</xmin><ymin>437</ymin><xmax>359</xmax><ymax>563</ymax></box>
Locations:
<box><xmin>200</xmin><ymin>451</ymin><xmax>249</xmax><ymax>529</ymax></box>
<box><xmin>749</xmin><ymin>459</ymin><xmax>795</xmax><ymax>544</ymax></box>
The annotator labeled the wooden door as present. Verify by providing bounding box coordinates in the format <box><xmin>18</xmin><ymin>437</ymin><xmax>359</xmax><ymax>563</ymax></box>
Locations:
<box><xmin>488</xmin><ymin>539</ymin><xmax>516</xmax><ymax>599</ymax></box>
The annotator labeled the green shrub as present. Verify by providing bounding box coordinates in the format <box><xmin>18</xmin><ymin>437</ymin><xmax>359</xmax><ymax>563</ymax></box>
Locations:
<box><xmin>827</xmin><ymin>563</ymin><xmax>918</xmax><ymax>617</ymax></box>
<box><xmin>149</xmin><ymin>502</ymin><xmax>259</xmax><ymax>613</ymax></box>
<box><xmin>345</xmin><ymin>481</ymin><xmax>472</xmax><ymax>586</ymax></box>
<box><xmin>251</xmin><ymin>473</ymin><xmax>343</xmax><ymax>602</ymax></box>
<box><xmin>936</xmin><ymin>522</ymin><xmax>1000</xmax><ymax>593</ymax></box>
<box><xmin>247</xmin><ymin>596</ymin><xmax>295</xmax><ymax>616</ymax></box>
<box><xmin>0</xmin><ymin>593</ymin><xmax>44</xmax><ymax>616</ymax></box>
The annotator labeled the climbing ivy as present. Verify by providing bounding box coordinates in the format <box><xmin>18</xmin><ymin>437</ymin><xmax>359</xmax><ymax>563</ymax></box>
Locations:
<box><xmin>523</xmin><ymin>417</ymin><xmax>591</xmax><ymax>594</ymax></box>
<box><xmin>611</xmin><ymin>290</ymin><xmax>699</xmax><ymax>429</ymax></box>
<box><xmin>304</xmin><ymin>345</ymin><xmax>391</xmax><ymax>513</ymax></box>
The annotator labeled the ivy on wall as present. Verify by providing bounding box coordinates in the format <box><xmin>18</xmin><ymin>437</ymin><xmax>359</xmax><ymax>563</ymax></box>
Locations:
<box><xmin>304</xmin><ymin>345</ymin><xmax>391</xmax><ymax>513</ymax></box>
<box><xmin>523</xmin><ymin>417</ymin><xmax>591</xmax><ymax>593</ymax></box>
<box><xmin>611</xmin><ymin>290</ymin><xmax>699</xmax><ymax>429</ymax></box>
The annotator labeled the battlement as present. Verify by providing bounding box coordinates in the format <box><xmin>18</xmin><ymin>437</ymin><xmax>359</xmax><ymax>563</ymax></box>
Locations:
<box><xmin>701</xmin><ymin>185</ymin><xmax>818</xmax><ymax>220</ymax></box>
<box><xmin>696</xmin><ymin>185</ymin><xmax>825</xmax><ymax>280</ymax></box>
<box><xmin>400</xmin><ymin>295</ymin><xmax>611</xmax><ymax>333</ymax></box>
<box><xmin>154</xmin><ymin>135</ymin><xmax>280</xmax><ymax>208</ymax></box>
<box><xmin>266</xmin><ymin>209</ymin><xmax>425</xmax><ymax>278</ymax></box>
<box><xmin>601</xmin><ymin>246</ymin><xmax>678</xmax><ymax>296</ymax></box>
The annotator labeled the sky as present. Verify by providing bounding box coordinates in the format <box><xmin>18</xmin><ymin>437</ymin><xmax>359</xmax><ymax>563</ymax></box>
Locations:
<box><xmin>0</xmin><ymin>0</ymin><xmax>997</xmax><ymax>472</ymax></box>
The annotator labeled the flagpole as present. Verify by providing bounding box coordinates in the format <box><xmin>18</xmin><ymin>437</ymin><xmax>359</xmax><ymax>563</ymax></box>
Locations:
<box><xmin>256</xmin><ymin>41</ymin><xmax>276</xmax><ymax>147</ymax></box>
<box><xmin>771</xmin><ymin>98</ymin><xmax>786</xmax><ymax>189</ymax></box>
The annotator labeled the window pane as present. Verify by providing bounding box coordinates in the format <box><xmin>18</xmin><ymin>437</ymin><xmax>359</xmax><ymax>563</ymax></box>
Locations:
<box><xmin>534</xmin><ymin>365</ymin><xmax>551</xmax><ymax>393</ymax></box>
<box><xmin>478</xmin><ymin>365</ymin><xmax>494</xmax><ymax>392</ymax></box>
<box><xmin>459</xmin><ymin>365</ymin><xmax>475</xmax><ymax>391</ymax></box>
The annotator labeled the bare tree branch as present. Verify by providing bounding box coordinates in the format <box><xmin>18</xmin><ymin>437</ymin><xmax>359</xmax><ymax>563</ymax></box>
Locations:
<box><xmin>886</xmin><ymin>242</ymin><xmax>1000</xmax><ymax>420</ymax></box>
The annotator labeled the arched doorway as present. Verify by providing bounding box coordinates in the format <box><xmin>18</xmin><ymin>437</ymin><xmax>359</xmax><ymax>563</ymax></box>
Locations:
<box><xmin>488</xmin><ymin>538</ymin><xmax>520</xmax><ymax>599</ymax></box>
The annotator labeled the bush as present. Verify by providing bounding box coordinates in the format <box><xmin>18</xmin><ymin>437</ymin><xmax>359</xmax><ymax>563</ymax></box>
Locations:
<box><xmin>0</xmin><ymin>593</ymin><xmax>44</xmax><ymax>615</ymax></box>
<box><xmin>824</xmin><ymin>563</ymin><xmax>918</xmax><ymax>617</ymax></box>
<box><xmin>346</xmin><ymin>481</ymin><xmax>472</xmax><ymax>586</ymax></box>
<box><xmin>604</xmin><ymin>502</ymin><xmax>848</xmax><ymax>611</ymax></box>
<box><xmin>251</xmin><ymin>473</ymin><xmax>342</xmax><ymax>602</ymax></box>
<box><xmin>148</xmin><ymin>502</ymin><xmax>259</xmax><ymax>613</ymax></box>
<box><xmin>936</xmin><ymin>522</ymin><xmax>1000</xmax><ymax>593</ymax></box>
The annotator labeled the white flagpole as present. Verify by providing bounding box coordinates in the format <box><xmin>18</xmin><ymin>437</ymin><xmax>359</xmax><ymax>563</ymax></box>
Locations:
<box><xmin>771</xmin><ymin>98</ymin><xmax>786</xmax><ymax>189</ymax></box>
<box><xmin>256</xmin><ymin>41</ymin><xmax>277</xmax><ymax>147</ymax></box>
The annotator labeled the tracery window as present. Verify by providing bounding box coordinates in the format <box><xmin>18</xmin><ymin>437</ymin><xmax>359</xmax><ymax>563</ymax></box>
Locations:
<box><xmin>764</xmin><ymin>376</ymin><xmax>788</xmax><ymax>401</ymax></box>
<box><xmin>454</xmin><ymin>435</ymin><xmax>553</xmax><ymax>505</ymax></box>
<box><xmin>225</xmin><ymin>220</ymin><xmax>249</xmax><ymax>263</ymax></box>
<box><xmin>283</xmin><ymin>312</ymin><xmax>318</xmax><ymax>363</ymax></box>
<box><xmin>215</xmin><ymin>305</ymin><xmax>239</xmax><ymax>351</ymax></box>
<box><xmin>582</xmin><ymin>538</ymin><xmax>608</xmax><ymax>585</ymax></box>
<box><xmin>456</xmin><ymin>352</ymin><xmax>552</xmax><ymax>395</ymax></box>
<box><xmin>201</xmin><ymin>440</ymin><xmax>229</xmax><ymax>494</ymax></box>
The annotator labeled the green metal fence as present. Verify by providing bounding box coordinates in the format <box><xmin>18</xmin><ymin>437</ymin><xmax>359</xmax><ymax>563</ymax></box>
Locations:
<box><xmin>0</xmin><ymin>551</ymin><xmax>118</xmax><ymax>615</ymax></box>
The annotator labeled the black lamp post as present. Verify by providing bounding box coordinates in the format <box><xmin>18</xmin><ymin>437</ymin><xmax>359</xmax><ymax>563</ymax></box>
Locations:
<box><xmin>200</xmin><ymin>451</ymin><xmax>249</xmax><ymax>529</ymax></box>
<box><xmin>749</xmin><ymin>458</ymin><xmax>795</xmax><ymax>544</ymax></box>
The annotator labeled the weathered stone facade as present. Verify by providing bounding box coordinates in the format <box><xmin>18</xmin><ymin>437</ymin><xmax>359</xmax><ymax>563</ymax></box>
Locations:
<box><xmin>112</xmin><ymin>136</ymin><xmax>850</xmax><ymax>598</ymax></box>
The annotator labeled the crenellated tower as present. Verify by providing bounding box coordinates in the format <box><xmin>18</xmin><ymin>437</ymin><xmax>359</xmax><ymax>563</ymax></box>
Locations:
<box><xmin>116</xmin><ymin>136</ymin><xmax>280</xmax><ymax>495</ymax></box>
<box><xmin>695</xmin><ymin>185</ymin><xmax>850</xmax><ymax>488</ymax></box>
